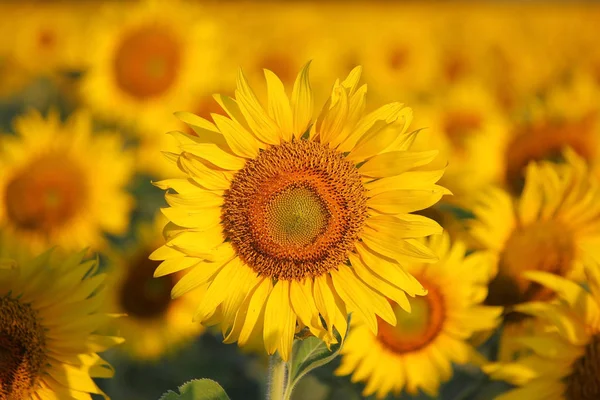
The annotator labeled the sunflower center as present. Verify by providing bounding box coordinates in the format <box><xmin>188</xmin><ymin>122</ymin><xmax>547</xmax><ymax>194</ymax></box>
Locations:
<box><xmin>4</xmin><ymin>155</ymin><xmax>87</xmax><ymax>233</ymax></box>
<box><xmin>0</xmin><ymin>296</ymin><xmax>47</xmax><ymax>400</ymax></box>
<box><xmin>486</xmin><ymin>221</ymin><xmax>575</xmax><ymax>309</ymax></box>
<box><xmin>222</xmin><ymin>140</ymin><xmax>368</xmax><ymax>281</ymax></box>
<box><xmin>388</xmin><ymin>47</ymin><xmax>409</xmax><ymax>71</ymax></box>
<box><xmin>265</xmin><ymin>186</ymin><xmax>330</xmax><ymax>247</ymax></box>
<box><xmin>505</xmin><ymin>115</ymin><xmax>596</xmax><ymax>193</ymax></box>
<box><xmin>565</xmin><ymin>334</ymin><xmax>600</xmax><ymax>400</ymax></box>
<box><xmin>119</xmin><ymin>253</ymin><xmax>176</xmax><ymax>319</ymax></box>
<box><xmin>443</xmin><ymin>111</ymin><xmax>482</xmax><ymax>151</ymax></box>
<box><xmin>113</xmin><ymin>24</ymin><xmax>181</xmax><ymax>99</ymax></box>
<box><xmin>377</xmin><ymin>279</ymin><xmax>445</xmax><ymax>354</ymax></box>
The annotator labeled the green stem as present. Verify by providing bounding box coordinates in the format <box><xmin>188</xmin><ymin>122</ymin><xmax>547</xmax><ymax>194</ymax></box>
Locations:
<box><xmin>266</xmin><ymin>353</ymin><xmax>289</xmax><ymax>400</ymax></box>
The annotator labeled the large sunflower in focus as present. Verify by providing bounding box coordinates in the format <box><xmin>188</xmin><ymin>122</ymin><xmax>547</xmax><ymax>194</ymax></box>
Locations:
<box><xmin>484</xmin><ymin>263</ymin><xmax>600</xmax><ymax>400</ymax></box>
<box><xmin>80</xmin><ymin>0</ymin><xmax>219</xmax><ymax>133</ymax></box>
<box><xmin>152</xmin><ymin>64</ymin><xmax>448</xmax><ymax>360</ymax></box>
<box><xmin>467</xmin><ymin>150</ymin><xmax>600</xmax><ymax>358</ymax></box>
<box><xmin>336</xmin><ymin>232</ymin><xmax>501</xmax><ymax>398</ymax></box>
<box><xmin>106</xmin><ymin>215</ymin><xmax>204</xmax><ymax>360</ymax></box>
<box><xmin>0</xmin><ymin>235</ymin><xmax>122</xmax><ymax>399</ymax></box>
<box><xmin>0</xmin><ymin>110</ymin><xmax>134</xmax><ymax>252</ymax></box>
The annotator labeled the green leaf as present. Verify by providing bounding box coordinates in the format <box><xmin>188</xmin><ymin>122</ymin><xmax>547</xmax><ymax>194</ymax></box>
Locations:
<box><xmin>158</xmin><ymin>379</ymin><xmax>230</xmax><ymax>400</ymax></box>
<box><xmin>284</xmin><ymin>315</ymin><xmax>351</xmax><ymax>399</ymax></box>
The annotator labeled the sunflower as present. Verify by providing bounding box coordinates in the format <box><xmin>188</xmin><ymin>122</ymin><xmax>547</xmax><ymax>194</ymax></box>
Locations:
<box><xmin>412</xmin><ymin>79</ymin><xmax>509</xmax><ymax>200</ymax></box>
<box><xmin>0</xmin><ymin>109</ymin><xmax>134</xmax><ymax>252</ymax></box>
<box><xmin>105</xmin><ymin>214</ymin><xmax>204</xmax><ymax>360</ymax></box>
<box><xmin>336</xmin><ymin>232</ymin><xmax>501</xmax><ymax>398</ymax></box>
<box><xmin>501</xmin><ymin>70</ymin><xmax>600</xmax><ymax>193</ymax></box>
<box><xmin>152</xmin><ymin>64</ymin><xmax>448</xmax><ymax>360</ymax></box>
<box><xmin>80</xmin><ymin>0</ymin><xmax>220</xmax><ymax>134</ymax></box>
<box><xmin>467</xmin><ymin>150</ymin><xmax>600</xmax><ymax>358</ymax></box>
<box><xmin>0</xmin><ymin>235</ymin><xmax>123</xmax><ymax>399</ymax></box>
<box><xmin>484</xmin><ymin>262</ymin><xmax>600</xmax><ymax>400</ymax></box>
<box><xmin>10</xmin><ymin>3</ymin><xmax>89</xmax><ymax>76</ymax></box>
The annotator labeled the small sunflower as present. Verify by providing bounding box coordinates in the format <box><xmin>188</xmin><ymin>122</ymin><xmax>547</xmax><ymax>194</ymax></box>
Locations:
<box><xmin>412</xmin><ymin>79</ymin><xmax>509</xmax><ymax>200</ymax></box>
<box><xmin>467</xmin><ymin>150</ymin><xmax>600</xmax><ymax>358</ymax></box>
<box><xmin>10</xmin><ymin>3</ymin><xmax>88</xmax><ymax>76</ymax></box>
<box><xmin>501</xmin><ymin>71</ymin><xmax>600</xmax><ymax>193</ymax></box>
<box><xmin>80</xmin><ymin>0</ymin><xmax>220</xmax><ymax>134</ymax></box>
<box><xmin>484</xmin><ymin>263</ymin><xmax>600</xmax><ymax>400</ymax></box>
<box><xmin>106</xmin><ymin>215</ymin><xmax>204</xmax><ymax>360</ymax></box>
<box><xmin>0</xmin><ymin>236</ymin><xmax>123</xmax><ymax>399</ymax></box>
<box><xmin>152</xmin><ymin>64</ymin><xmax>448</xmax><ymax>360</ymax></box>
<box><xmin>336</xmin><ymin>232</ymin><xmax>501</xmax><ymax>398</ymax></box>
<box><xmin>0</xmin><ymin>110</ymin><xmax>134</xmax><ymax>252</ymax></box>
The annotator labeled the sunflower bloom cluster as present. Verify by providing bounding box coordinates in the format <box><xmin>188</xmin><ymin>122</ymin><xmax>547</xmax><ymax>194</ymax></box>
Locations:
<box><xmin>152</xmin><ymin>64</ymin><xmax>448</xmax><ymax>360</ymax></box>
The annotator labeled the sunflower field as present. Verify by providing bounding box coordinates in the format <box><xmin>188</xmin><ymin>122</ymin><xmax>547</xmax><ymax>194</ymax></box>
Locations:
<box><xmin>1</xmin><ymin>1</ymin><xmax>600</xmax><ymax>400</ymax></box>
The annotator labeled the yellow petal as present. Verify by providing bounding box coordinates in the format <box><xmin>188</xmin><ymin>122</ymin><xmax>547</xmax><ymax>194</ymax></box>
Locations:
<box><xmin>368</xmin><ymin>186</ymin><xmax>448</xmax><ymax>214</ymax></box>
<box><xmin>365</xmin><ymin>169</ymin><xmax>445</xmax><ymax>196</ymax></box>
<box><xmin>264</xmin><ymin>69</ymin><xmax>293</xmax><ymax>142</ymax></box>
<box><xmin>177</xmin><ymin>152</ymin><xmax>233</xmax><ymax>190</ymax></box>
<box><xmin>193</xmin><ymin>257</ymin><xmax>246</xmax><ymax>322</ymax></box>
<box><xmin>319</xmin><ymin>84</ymin><xmax>349</xmax><ymax>146</ymax></box>
<box><xmin>238</xmin><ymin>277</ymin><xmax>273</xmax><ymax>346</ymax></box>
<box><xmin>290</xmin><ymin>279</ymin><xmax>327</xmax><ymax>339</ymax></box>
<box><xmin>347</xmin><ymin>107</ymin><xmax>413</xmax><ymax>161</ymax></box>
<box><xmin>339</xmin><ymin>102</ymin><xmax>404</xmax><ymax>154</ymax></box>
<box><xmin>212</xmin><ymin>114</ymin><xmax>261</xmax><ymax>158</ymax></box>
<box><xmin>170</xmin><ymin>257</ymin><xmax>232</xmax><ymax>298</ymax></box>
<box><xmin>313</xmin><ymin>274</ymin><xmax>337</xmax><ymax>336</ymax></box>
<box><xmin>235</xmin><ymin>69</ymin><xmax>280</xmax><ymax>145</ymax></box>
<box><xmin>179</xmin><ymin>142</ymin><xmax>245</xmax><ymax>170</ymax></box>
<box><xmin>160</xmin><ymin>206</ymin><xmax>221</xmax><ymax>230</ymax></box>
<box><xmin>359</xmin><ymin>150</ymin><xmax>439</xmax><ymax>178</ymax></box>
<box><xmin>291</xmin><ymin>61</ymin><xmax>314</xmax><ymax>139</ymax></box>
<box><xmin>263</xmin><ymin>281</ymin><xmax>297</xmax><ymax>360</ymax></box>
<box><xmin>348</xmin><ymin>253</ymin><xmax>410</xmax><ymax>312</ymax></box>
<box><xmin>173</xmin><ymin>113</ymin><xmax>228</xmax><ymax>148</ymax></box>
<box><xmin>366</xmin><ymin>214</ymin><xmax>442</xmax><ymax>239</ymax></box>
<box><xmin>331</xmin><ymin>266</ymin><xmax>396</xmax><ymax>333</ymax></box>
<box><xmin>154</xmin><ymin>257</ymin><xmax>201</xmax><ymax>278</ymax></box>
<box><xmin>356</xmin><ymin>242</ymin><xmax>426</xmax><ymax>297</ymax></box>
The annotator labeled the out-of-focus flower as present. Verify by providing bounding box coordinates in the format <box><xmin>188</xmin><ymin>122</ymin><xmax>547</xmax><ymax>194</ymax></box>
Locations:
<box><xmin>0</xmin><ymin>110</ymin><xmax>134</xmax><ymax>252</ymax></box>
<box><xmin>105</xmin><ymin>214</ymin><xmax>204</xmax><ymax>360</ymax></box>
<box><xmin>0</xmin><ymin>236</ymin><xmax>123</xmax><ymax>399</ymax></box>
<box><xmin>467</xmin><ymin>150</ymin><xmax>600</xmax><ymax>358</ymax></box>
<box><xmin>412</xmin><ymin>79</ymin><xmax>509</xmax><ymax>200</ymax></box>
<box><xmin>80</xmin><ymin>0</ymin><xmax>220</xmax><ymax>133</ymax></box>
<box><xmin>10</xmin><ymin>4</ymin><xmax>89</xmax><ymax>76</ymax></box>
<box><xmin>484</xmin><ymin>261</ymin><xmax>600</xmax><ymax>400</ymax></box>
<box><xmin>152</xmin><ymin>64</ymin><xmax>448</xmax><ymax>361</ymax></box>
<box><xmin>336</xmin><ymin>232</ymin><xmax>501</xmax><ymax>398</ymax></box>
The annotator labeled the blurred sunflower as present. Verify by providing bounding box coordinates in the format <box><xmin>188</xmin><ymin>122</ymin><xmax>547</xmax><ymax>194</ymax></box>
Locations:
<box><xmin>412</xmin><ymin>79</ymin><xmax>508</xmax><ymax>200</ymax></box>
<box><xmin>336</xmin><ymin>233</ymin><xmax>501</xmax><ymax>398</ymax></box>
<box><xmin>152</xmin><ymin>64</ymin><xmax>448</xmax><ymax>360</ymax></box>
<box><xmin>0</xmin><ymin>110</ymin><xmax>134</xmax><ymax>252</ymax></box>
<box><xmin>105</xmin><ymin>214</ymin><xmax>204</xmax><ymax>360</ymax></box>
<box><xmin>11</xmin><ymin>4</ymin><xmax>88</xmax><ymax>76</ymax></box>
<box><xmin>80</xmin><ymin>0</ymin><xmax>219</xmax><ymax>133</ymax></box>
<box><xmin>467</xmin><ymin>150</ymin><xmax>600</xmax><ymax>358</ymax></box>
<box><xmin>502</xmin><ymin>71</ymin><xmax>600</xmax><ymax>193</ymax></box>
<box><xmin>0</xmin><ymin>236</ymin><xmax>123</xmax><ymax>399</ymax></box>
<box><xmin>484</xmin><ymin>263</ymin><xmax>600</xmax><ymax>400</ymax></box>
